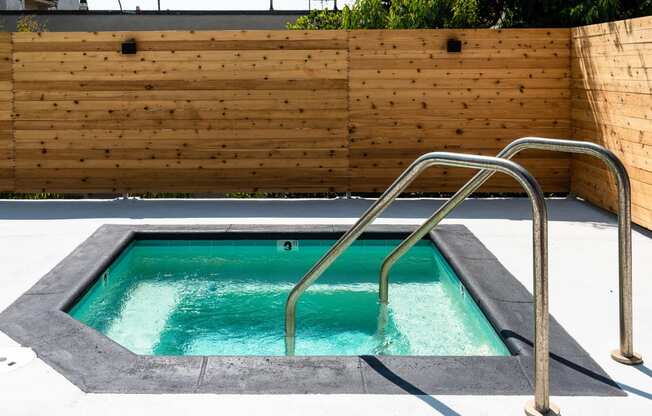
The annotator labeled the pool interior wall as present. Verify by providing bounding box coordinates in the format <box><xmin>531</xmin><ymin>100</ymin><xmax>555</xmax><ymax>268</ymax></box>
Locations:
<box><xmin>68</xmin><ymin>237</ymin><xmax>510</xmax><ymax>357</ymax></box>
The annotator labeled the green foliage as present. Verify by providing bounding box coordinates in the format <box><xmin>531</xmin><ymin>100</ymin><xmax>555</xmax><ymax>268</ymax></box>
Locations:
<box><xmin>287</xmin><ymin>0</ymin><xmax>652</xmax><ymax>30</ymax></box>
<box><xmin>342</xmin><ymin>0</ymin><xmax>389</xmax><ymax>29</ymax></box>
<box><xmin>450</xmin><ymin>0</ymin><xmax>481</xmax><ymax>27</ymax></box>
<box><xmin>16</xmin><ymin>16</ymin><xmax>47</xmax><ymax>32</ymax></box>
<box><xmin>386</xmin><ymin>0</ymin><xmax>449</xmax><ymax>29</ymax></box>
<box><xmin>385</xmin><ymin>0</ymin><xmax>482</xmax><ymax>29</ymax></box>
<box><xmin>511</xmin><ymin>0</ymin><xmax>651</xmax><ymax>27</ymax></box>
<box><xmin>287</xmin><ymin>10</ymin><xmax>343</xmax><ymax>30</ymax></box>
<box><xmin>501</xmin><ymin>0</ymin><xmax>621</xmax><ymax>27</ymax></box>
<box><xmin>621</xmin><ymin>0</ymin><xmax>652</xmax><ymax>19</ymax></box>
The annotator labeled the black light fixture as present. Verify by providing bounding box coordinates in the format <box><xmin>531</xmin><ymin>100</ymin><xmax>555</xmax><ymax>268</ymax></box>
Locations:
<box><xmin>446</xmin><ymin>38</ymin><xmax>462</xmax><ymax>53</ymax></box>
<box><xmin>121</xmin><ymin>39</ymin><xmax>137</xmax><ymax>55</ymax></box>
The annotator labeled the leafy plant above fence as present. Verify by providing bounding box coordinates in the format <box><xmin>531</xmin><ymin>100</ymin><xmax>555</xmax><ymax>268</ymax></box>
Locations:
<box><xmin>288</xmin><ymin>0</ymin><xmax>652</xmax><ymax>30</ymax></box>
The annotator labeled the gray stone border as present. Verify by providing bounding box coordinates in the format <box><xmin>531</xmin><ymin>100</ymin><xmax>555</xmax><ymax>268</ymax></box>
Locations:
<box><xmin>0</xmin><ymin>224</ymin><xmax>623</xmax><ymax>396</ymax></box>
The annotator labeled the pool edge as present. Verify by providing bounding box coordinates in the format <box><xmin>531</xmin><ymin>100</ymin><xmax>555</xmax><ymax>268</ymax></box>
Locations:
<box><xmin>0</xmin><ymin>223</ymin><xmax>624</xmax><ymax>396</ymax></box>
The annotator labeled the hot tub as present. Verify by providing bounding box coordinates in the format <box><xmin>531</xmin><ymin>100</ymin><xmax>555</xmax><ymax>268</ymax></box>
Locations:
<box><xmin>68</xmin><ymin>236</ymin><xmax>509</xmax><ymax>357</ymax></box>
<box><xmin>0</xmin><ymin>224</ymin><xmax>622</xmax><ymax>397</ymax></box>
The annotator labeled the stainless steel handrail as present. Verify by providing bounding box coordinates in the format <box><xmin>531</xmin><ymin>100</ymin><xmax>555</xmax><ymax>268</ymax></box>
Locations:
<box><xmin>284</xmin><ymin>151</ymin><xmax>558</xmax><ymax>416</ymax></box>
<box><xmin>379</xmin><ymin>137</ymin><xmax>642</xmax><ymax>366</ymax></box>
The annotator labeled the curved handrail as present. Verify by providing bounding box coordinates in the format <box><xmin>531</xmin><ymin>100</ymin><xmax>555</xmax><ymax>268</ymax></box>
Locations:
<box><xmin>284</xmin><ymin>151</ymin><xmax>557</xmax><ymax>416</ymax></box>
<box><xmin>378</xmin><ymin>137</ymin><xmax>642</xmax><ymax>365</ymax></box>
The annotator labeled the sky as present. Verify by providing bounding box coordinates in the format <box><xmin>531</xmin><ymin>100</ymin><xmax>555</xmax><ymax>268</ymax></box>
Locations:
<box><xmin>88</xmin><ymin>0</ymin><xmax>357</xmax><ymax>10</ymax></box>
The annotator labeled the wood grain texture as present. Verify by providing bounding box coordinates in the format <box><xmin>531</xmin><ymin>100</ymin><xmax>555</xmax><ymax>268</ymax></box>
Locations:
<box><xmin>348</xmin><ymin>29</ymin><xmax>572</xmax><ymax>192</ymax></box>
<box><xmin>570</xmin><ymin>16</ymin><xmax>652</xmax><ymax>229</ymax></box>
<box><xmin>0</xmin><ymin>33</ymin><xmax>12</xmax><ymax>191</ymax></box>
<box><xmin>1</xmin><ymin>26</ymin><xmax>650</xmax><ymax>230</ymax></box>
<box><xmin>3</xmin><ymin>28</ymin><xmax>578</xmax><ymax>194</ymax></box>
<box><xmin>12</xmin><ymin>30</ymin><xmax>349</xmax><ymax>193</ymax></box>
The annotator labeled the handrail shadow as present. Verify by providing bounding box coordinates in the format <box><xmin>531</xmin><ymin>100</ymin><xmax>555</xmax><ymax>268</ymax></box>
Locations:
<box><xmin>501</xmin><ymin>330</ymin><xmax>651</xmax><ymax>401</ymax></box>
<box><xmin>360</xmin><ymin>355</ymin><xmax>462</xmax><ymax>416</ymax></box>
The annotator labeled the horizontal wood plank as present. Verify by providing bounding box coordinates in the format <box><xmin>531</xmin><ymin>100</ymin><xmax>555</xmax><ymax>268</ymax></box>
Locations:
<box><xmin>1</xmin><ymin>23</ymin><xmax>649</xmax><ymax>233</ymax></box>
<box><xmin>570</xmin><ymin>15</ymin><xmax>652</xmax><ymax>229</ymax></box>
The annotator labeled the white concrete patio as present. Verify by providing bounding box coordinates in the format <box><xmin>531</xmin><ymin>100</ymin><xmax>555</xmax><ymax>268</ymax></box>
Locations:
<box><xmin>0</xmin><ymin>197</ymin><xmax>650</xmax><ymax>416</ymax></box>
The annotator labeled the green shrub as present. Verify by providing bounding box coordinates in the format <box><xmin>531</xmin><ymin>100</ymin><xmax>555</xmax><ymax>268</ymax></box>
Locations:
<box><xmin>387</xmin><ymin>0</ymin><xmax>447</xmax><ymax>29</ymax></box>
<box><xmin>385</xmin><ymin>0</ymin><xmax>481</xmax><ymax>29</ymax></box>
<box><xmin>342</xmin><ymin>0</ymin><xmax>389</xmax><ymax>29</ymax></box>
<box><xmin>287</xmin><ymin>0</ymin><xmax>652</xmax><ymax>30</ymax></box>
<box><xmin>287</xmin><ymin>9</ymin><xmax>344</xmax><ymax>30</ymax></box>
<box><xmin>16</xmin><ymin>15</ymin><xmax>47</xmax><ymax>32</ymax></box>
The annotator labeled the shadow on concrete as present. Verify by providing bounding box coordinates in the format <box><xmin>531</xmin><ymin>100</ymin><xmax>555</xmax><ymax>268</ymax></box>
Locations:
<box><xmin>503</xmin><ymin>330</ymin><xmax>651</xmax><ymax>401</ymax></box>
<box><xmin>634</xmin><ymin>364</ymin><xmax>652</xmax><ymax>379</ymax></box>
<box><xmin>0</xmin><ymin>196</ymin><xmax>638</xmax><ymax>226</ymax></box>
<box><xmin>360</xmin><ymin>355</ymin><xmax>462</xmax><ymax>416</ymax></box>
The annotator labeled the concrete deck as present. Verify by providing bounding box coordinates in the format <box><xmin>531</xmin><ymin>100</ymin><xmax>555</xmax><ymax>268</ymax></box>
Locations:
<box><xmin>0</xmin><ymin>197</ymin><xmax>650</xmax><ymax>415</ymax></box>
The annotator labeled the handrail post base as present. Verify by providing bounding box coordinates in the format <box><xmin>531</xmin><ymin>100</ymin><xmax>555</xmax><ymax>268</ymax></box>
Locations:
<box><xmin>611</xmin><ymin>349</ymin><xmax>643</xmax><ymax>365</ymax></box>
<box><xmin>525</xmin><ymin>400</ymin><xmax>560</xmax><ymax>416</ymax></box>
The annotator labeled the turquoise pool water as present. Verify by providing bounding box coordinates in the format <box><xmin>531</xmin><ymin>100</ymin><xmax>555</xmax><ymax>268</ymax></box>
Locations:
<box><xmin>68</xmin><ymin>238</ymin><xmax>509</xmax><ymax>356</ymax></box>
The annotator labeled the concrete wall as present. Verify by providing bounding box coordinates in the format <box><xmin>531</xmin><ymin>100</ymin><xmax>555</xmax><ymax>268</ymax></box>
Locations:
<box><xmin>0</xmin><ymin>11</ymin><xmax>303</xmax><ymax>31</ymax></box>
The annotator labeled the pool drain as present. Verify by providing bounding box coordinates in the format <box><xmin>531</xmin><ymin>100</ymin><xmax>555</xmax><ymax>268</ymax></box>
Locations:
<box><xmin>0</xmin><ymin>347</ymin><xmax>36</xmax><ymax>373</ymax></box>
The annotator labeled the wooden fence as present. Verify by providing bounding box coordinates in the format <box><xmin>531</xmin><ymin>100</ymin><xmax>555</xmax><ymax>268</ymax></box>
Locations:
<box><xmin>1</xmin><ymin>28</ymin><xmax>571</xmax><ymax>194</ymax></box>
<box><xmin>10</xmin><ymin>31</ymin><xmax>350</xmax><ymax>193</ymax></box>
<box><xmin>570</xmin><ymin>16</ymin><xmax>652</xmax><ymax>229</ymax></box>
<box><xmin>0</xmin><ymin>33</ymin><xmax>11</xmax><ymax>191</ymax></box>
<box><xmin>0</xmin><ymin>21</ymin><xmax>650</xmax><ymax>229</ymax></box>
<box><xmin>348</xmin><ymin>29</ymin><xmax>570</xmax><ymax>192</ymax></box>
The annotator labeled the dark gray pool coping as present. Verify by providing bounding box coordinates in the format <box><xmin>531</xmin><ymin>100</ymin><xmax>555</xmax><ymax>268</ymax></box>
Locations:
<box><xmin>0</xmin><ymin>224</ymin><xmax>623</xmax><ymax>396</ymax></box>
